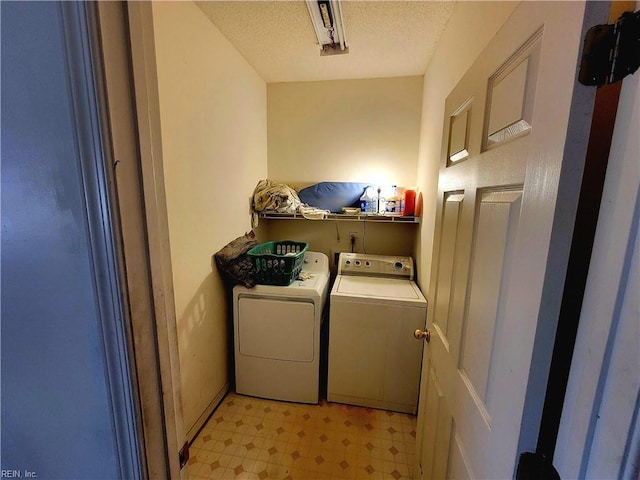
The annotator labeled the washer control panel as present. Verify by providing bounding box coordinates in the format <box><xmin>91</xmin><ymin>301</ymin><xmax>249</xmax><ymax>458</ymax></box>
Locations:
<box><xmin>337</xmin><ymin>253</ymin><xmax>414</xmax><ymax>280</ymax></box>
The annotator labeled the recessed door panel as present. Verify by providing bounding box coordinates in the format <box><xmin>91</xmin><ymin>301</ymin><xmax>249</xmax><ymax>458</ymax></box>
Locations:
<box><xmin>460</xmin><ymin>190</ymin><xmax>522</xmax><ymax>409</ymax></box>
<box><xmin>238</xmin><ymin>297</ymin><xmax>314</xmax><ymax>362</ymax></box>
<box><xmin>432</xmin><ymin>192</ymin><xmax>464</xmax><ymax>349</ymax></box>
<box><xmin>484</xmin><ymin>30</ymin><xmax>541</xmax><ymax>149</ymax></box>
<box><xmin>447</xmin><ymin>425</ymin><xmax>473</xmax><ymax>480</ymax></box>
<box><xmin>448</xmin><ymin>101</ymin><xmax>472</xmax><ymax>165</ymax></box>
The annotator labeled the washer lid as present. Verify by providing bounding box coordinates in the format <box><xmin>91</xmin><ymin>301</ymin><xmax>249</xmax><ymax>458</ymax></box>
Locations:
<box><xmin>332</xmin><ymin>276</ymin><xmax>427</xmax><ymax>306</ymax></box>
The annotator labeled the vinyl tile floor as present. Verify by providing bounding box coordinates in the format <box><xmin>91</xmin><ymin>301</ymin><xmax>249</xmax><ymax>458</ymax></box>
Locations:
<box><xmin>188</xmin><ymin>392</ymin><xmax>419</xmax><ymax>480</ymax></box>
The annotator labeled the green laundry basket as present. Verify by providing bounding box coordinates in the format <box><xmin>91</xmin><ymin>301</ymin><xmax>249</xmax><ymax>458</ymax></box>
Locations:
<box><xmin>247</xmin><ymin>241</ymin><xmax>309</xmax><ymax>286</ymax></box>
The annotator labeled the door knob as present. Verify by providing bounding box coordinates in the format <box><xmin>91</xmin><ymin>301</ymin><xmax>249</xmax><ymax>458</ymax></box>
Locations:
<box><xmin>414</xmin><ymin>329</ymin><xmax>431</xmax><ymax>343</ymax></box>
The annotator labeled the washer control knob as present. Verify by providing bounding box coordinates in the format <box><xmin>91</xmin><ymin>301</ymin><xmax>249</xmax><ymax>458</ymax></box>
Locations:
<box><xmin>345</xmin><ymin>260</ymin><xmax>351</xmax><ymax>266</ymax></box>
<box><xmin>355</xmin><ymin>260</ymin><xmax>361</xmax><ymax>266</ymax></box>
<box><xmin>394</xmin><ymin>261</ymin><xmax>404</xmax><ymax>270</ymax></box>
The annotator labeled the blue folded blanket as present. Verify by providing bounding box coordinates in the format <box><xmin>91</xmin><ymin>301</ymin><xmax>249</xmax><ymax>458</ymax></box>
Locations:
<box><xmin>298</xmin><ymin>182</ymin><xmax>370</xmax><ymax>213</ymax></box>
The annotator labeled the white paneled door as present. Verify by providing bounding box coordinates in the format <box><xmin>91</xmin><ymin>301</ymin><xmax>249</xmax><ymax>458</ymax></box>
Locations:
<box><xmin>418</xmin><ymin>2</ymin><xmax>592</xmax><ymax>478</ymax></box>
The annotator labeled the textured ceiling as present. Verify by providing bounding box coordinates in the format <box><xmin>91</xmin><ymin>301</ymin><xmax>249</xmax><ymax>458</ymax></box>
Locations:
<box><xmin>195</xmin><ymin>1</ymin><xmax>455</xmax><ymax>83</ymax></box>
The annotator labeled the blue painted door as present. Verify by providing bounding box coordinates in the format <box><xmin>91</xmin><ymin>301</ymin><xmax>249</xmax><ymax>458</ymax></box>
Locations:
<box><xmin>1</xmin><ymin>2</ymin><xmax>137</xmax><ymax>477</ymax></box>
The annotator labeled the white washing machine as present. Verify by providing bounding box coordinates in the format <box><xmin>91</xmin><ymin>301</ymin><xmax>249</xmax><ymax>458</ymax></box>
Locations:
<box><xmin>328</xmin><ymin>253</ymin><xmax>427</xmax><ymax>414</ymax></box>
<box><xmin>233</xmin><ymin>251</ymin><xmax>329</xmax><ymax>403</ymax></box>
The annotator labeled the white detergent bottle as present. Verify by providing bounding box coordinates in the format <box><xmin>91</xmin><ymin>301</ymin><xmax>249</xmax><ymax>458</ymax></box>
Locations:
<box><xmin>385</xmin><ymin>185</ymin><xmax>399</xmax><ymax>214</ymax></box>
<box><xmin>379</xmin><ymin>185</ymin><xmax>395</xmax><ymax>214</ymax></box>
<box><xmin>359</xmin><ymin>187</ymin><xmax>374</xmax><ymax>213</ymax></box>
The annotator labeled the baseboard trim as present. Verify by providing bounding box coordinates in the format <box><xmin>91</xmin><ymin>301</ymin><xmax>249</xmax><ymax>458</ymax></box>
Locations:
<box><xmin>186</xmin><ymin>383</ymin><xmax>229</xmax><ymax>443</ymax></box>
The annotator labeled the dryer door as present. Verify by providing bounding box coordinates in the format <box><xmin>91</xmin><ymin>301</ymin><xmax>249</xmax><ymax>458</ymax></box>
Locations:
<box><xmin>238</xmin><ymin>297</ymin><xmax>315</xmax><ymax>362</ymax></box>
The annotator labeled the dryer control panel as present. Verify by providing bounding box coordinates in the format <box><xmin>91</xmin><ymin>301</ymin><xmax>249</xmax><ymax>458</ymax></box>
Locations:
<box><xmin>337</xmin><ymin>253</ymin><xmax>414</xmax><ymax>280</ymax></box>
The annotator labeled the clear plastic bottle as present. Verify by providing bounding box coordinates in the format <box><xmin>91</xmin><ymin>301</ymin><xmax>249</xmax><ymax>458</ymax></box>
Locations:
<box><xmin>369</xmin><ymin>187</ymin><xmax>379</xmax><ymax>213</ymax></box>
<box><xmin>397</xmin><ymin>186</ymin><xmax>406</xmax><ymax>214</ymax></box>
<box><xmin>359</xmin><ymin>189</ymin><xmax>368</xmax><ymax>213</ymax></box>
<box><xmin>360</xmin><ymin>187</ymin><xmax>376</xmax><ymax>214</ymax></box>
<box><xmin>377</xmin><ymin>186</ymin><xmax>386</xmax><ymax>214</ymax></box>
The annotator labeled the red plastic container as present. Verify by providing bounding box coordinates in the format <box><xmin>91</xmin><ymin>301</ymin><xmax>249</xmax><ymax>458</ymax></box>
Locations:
<box><xmin>403</xmin><ymin>189</ymin><xmax>416</xmax><ymax>216</ymax></box>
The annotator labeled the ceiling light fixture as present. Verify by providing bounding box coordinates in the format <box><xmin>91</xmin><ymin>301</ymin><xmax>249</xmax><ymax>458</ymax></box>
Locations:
<box><xmin>305</xmin><ymin>0</ymin><xmax>349</xmax><ymax>56</ymax></box>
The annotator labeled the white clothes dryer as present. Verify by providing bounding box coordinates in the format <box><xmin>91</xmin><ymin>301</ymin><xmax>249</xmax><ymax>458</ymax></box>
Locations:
<box><xmin>328</xmin><ymin>253</ymin><xmax>427</xmax><ymax>414</ymax></box>
<box><xmin>233</xmin><ymin>251</ymin><xmax>329</xmax><ymax>403</ymax></box>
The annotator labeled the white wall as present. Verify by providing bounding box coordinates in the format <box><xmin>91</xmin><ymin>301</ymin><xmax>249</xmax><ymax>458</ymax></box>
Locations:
<box><xmin>414</xmin><ymin>1</ymin><xmax>519</xmax><ymax>294</ymax></box>
<box><xmin>152</xmin><ymin>1</ymin><xmax>268</xmax><ymax>435</ymax></box>
<box><xmin>256</xmin><ymin>219</ymin><xmax>419</xmax><ymax>275</ymax></box>
<box><xmin>267</xmin><ymin>76</ymin><xmax>423</xmax><ymax>188</ymax></box>
<box><xmin>264</xmin><ymin>76</ymin><xmax>423</xmax><ymax>264</ymax></box>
